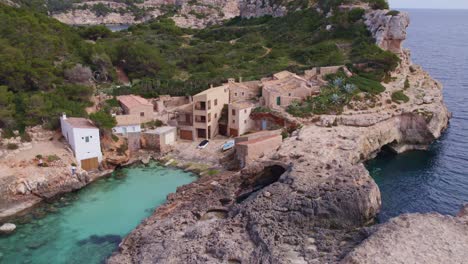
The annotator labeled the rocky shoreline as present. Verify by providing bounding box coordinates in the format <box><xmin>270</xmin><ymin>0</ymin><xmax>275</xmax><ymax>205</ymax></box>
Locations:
<box><xmin>104</xmin><ymin>10</ymin><xmax>460</xmax><ymax>263</ymax></box>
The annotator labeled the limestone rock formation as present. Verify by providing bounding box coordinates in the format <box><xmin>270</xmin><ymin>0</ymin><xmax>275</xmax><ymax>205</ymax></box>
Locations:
<box><xmin>0</xmin><ymin>223</ymin><xmax>16</xmax><ymax>234</ymax></box>
<box><xmin>365</xmin><ymin>10</ymin><xmax>410</xmax><ymax>54</ymax></box>
<box><xmin>341</xmin><ymin>212</ymin><xmax>468</xmax><ymax>264</ymax></box>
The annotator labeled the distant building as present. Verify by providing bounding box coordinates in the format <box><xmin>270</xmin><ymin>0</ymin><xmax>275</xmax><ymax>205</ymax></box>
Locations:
<box><xmin>141</xmin><ymin>126</ymin><xmax>177</xmax><ymax>153</ymax></box>
<box><xmin>228</xmin><ymin>100</ymin><xmax>258</xmax><ymax>137</ymax></box>
<box><xmin>226</xmin><ymin>78</ymin><xmax>262</xmax><ymax>102</ymax></box>
<box><xmin>117</xmin><ymin>95</ymin><xmax>154</xmax><ymax>123</ymax></box>
<box><xmin>60</xmin><ymin>114</ymin><xmax>102</xmax><ymax>171</ymax></box>
<box><xmin>192</xmin><ymin>85</ymin><xmax>230</xmax><ymax>139</ymax></box>
<box><xmin>113</xmin><ymin>115</ymin><xmax>141</xmax><ymax>136</ymax></box>
<box><xmin>262</xmin><ymin>71</ymin><xmax>319</xmax><ymax>109</ymax></box>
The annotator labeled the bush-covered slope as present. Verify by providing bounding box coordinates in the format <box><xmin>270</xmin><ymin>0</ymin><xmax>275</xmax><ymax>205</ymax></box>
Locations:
<box><xmin>0</xmin><ymin>2</ymin><xmax>398</xmax><ymax>133</ymax></box>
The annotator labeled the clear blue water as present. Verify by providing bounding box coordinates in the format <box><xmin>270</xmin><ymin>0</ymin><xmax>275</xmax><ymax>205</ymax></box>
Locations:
<box><xmin>105</xmin><ymin>24</ymin><xmax>130</xmax><ymax>32</ymax></box>
<box><xmin>367</xmin><ymin>9</ymin><xmax>468</xmax><ymax>222</ymax></box>
<box><xmin>0</xmin><ymin>163</ymin><xmax>196</xmax><ymax>264</ymax></box>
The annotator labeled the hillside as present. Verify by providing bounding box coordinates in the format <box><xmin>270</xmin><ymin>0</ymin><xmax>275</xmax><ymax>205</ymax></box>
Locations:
<box><xmin>0</xmin><ymin>0</ymin><xmax>397</xmax><ymax>134</ymax></box>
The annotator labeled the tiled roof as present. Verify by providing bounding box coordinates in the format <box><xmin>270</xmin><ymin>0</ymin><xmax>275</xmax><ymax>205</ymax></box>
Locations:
<box><xmin>64</xmin><ymin>118</ymin><xmax>97</xmax><ymax>129</ymax></box>
<box><xmin>115</xmin><ymin>115</ymin><xmax>141</xmax><ymax>126</ymax></box>
<box><xmin>117</xmin><ymin>95</ymin><xmax>153</xmax><ymax>108</ymax></box>
<box><xmin>262</xmin><ymin>74</ymin><xmax>312</xmax><ymax>93</ymax></box>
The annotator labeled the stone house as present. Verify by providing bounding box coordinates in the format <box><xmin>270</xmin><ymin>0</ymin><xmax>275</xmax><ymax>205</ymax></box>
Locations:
<box><xmin>113</xmin><ymin>115</ymin><xmax>141</xmax><ymax>136</ymax></box>
<box><xmin>228</xmin><ymin>100</ymin><xmax>258</xmax><ymax>137</ymax></box>
<box><xmin>141</xmin><ymin>126</ymin><xmax>177</xmax><ymax>153</ymax></box>
<box><xmin>192</xmin><ymin>85</ymin><xmax>230</xmax><ymax>139</ymax></box>
<box><xmin>60</xmin><ymin>114</ymin><xmax>102</xmax><ymax>171</ymax></box>
<box><xmin>227</xmin><ymin>78</ymin><xmax>262</xmax><ymax>102</ymax></box>
<box><xmin>117</xmin><ymin>95</ymin><xmax>154</xmax><ymax>123</ymax></box>
<box><xmin>235</xmin><ymin>130</ymin><xmax>282</xmax><ymax>168</ymax></box>
<box><xmin>262</xmin><ymin>71</ymin><xmax>319</xmax><ymax>109</ymax></box>
<box><xmin>304</xmin><ymin>66</ymin><xmax>352</xmax><ymax>81</ymax></box>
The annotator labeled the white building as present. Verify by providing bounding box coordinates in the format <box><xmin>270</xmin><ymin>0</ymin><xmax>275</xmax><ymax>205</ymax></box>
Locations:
<box><xmin>60</xmin><ymin>114</ymin><xmax>103</xmax><ymax>171</ymax></box>
<box><xmin>113</xmin><ymin>115</ymin><xmax>141</xmax><ymax>136</ymax></box>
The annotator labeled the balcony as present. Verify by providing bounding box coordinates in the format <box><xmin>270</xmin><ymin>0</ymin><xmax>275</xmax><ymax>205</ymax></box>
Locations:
<box><xmin>195</xmin><ymin>115</ymin><xmax>207</xmax><ymax>124</ymax></box>
<box><xmin>195</xmin><ymin>101</ymin><xmax>207</xmax><ymax>111</ymax></box>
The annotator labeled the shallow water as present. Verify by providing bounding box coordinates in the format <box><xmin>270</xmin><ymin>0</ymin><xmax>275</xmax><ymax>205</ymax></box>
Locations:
<box><xmin>367</xmin><ymin>9</ymin><xmax>468</xmax><ymax>222</ymax></box>
<box><xmin>0</xmin><ymin>163</ymin><xmax>195</xmax><ymax>264</ymax></box>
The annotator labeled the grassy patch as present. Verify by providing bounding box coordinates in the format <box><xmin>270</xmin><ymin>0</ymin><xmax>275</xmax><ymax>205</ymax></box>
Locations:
<box><xmin>391</xmin><ymin>90</ymin><xmax>410</xmax><ymax>103</ymax></box>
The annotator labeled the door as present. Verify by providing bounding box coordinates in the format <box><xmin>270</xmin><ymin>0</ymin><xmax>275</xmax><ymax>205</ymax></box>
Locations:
<box><xmin>230</xmin><ymin>128</ymin><xmax>239</xmax><ymax>137</ymax></box>
<box><xmin>81</xmin><ymin>157</ymin><xmax>99</xmax><ymax>171</ymax></box>
<box><xmin>261</xmin><ymin>119</ymin><xmax>267</xmax><ymax>130</ymax></box>
<box><xmin>276</xmin><ymin>96</ymin><xmax>281</xmax><ymax>106</ymax></box>
<box><xmin>180</xmin><ymin>130</ymin><xmax>193</xmax><ymax>140</ymax></box>
<box><xmin>122</xmin><ymin>127</ymin><xmax>127</xmax><ymax>135</ymax></box>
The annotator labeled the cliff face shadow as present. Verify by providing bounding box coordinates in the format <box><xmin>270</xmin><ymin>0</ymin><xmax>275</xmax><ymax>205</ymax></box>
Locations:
<box><xmin>236</xmin><ymin>165</ymin><xmax>286</xmax><ymax>204</ymax></box>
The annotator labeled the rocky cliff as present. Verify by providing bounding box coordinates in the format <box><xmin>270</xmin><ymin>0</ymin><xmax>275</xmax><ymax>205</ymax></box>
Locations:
<box><xmin>107</xmin><ymin>9</ymin><xmax>453</xmax><ymax>264</ymax></box>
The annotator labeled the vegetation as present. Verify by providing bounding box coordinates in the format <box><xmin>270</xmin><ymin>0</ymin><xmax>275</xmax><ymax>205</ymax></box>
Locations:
<box><xmin>391</xmin><ymin>90</ymin><xmax>409</xmax><ymax>103</ymax></box>
<box><xmin>7</xmin><ymin>143</ymin><xmax>19</xmax><ymax>150</ymax></box>
<box><xmin>404</xmin><ymin>77</ymin><xmax>410</xmax><ymax>89</ymax></box>
<box><xmin>0</xmin><ymin>2</ymin><xmax>399</xmax><ymax>130</ymax></box>
<box><xmin>287</xmin><ymin>69</ymin><xmax>386</xmax><ymax>116</ymax></box>
<box><xmin>89</xmin><ymin>110</ymin><xmax>117</xmax><ymax>130</ymax></box>
<box><xmin>386</xmin><ymin>10</ymin><xmax>400</xmax><ymax>16</ymax></box>
<box><xmin>47</xmin><ymin>154</ymin><xmax>61</xmax><ymax>162</ymax></box>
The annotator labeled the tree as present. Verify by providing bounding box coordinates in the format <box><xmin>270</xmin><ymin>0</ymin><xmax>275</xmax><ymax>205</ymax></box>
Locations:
<box><xmin>0</xmin><ymin>86</ymin><xmax>16</xmax><ymax>128</ymax></box>
<box><xmin>89</xmin><ymin>110</ymin><xmax>117</xmax><ymax>130</ymax></box>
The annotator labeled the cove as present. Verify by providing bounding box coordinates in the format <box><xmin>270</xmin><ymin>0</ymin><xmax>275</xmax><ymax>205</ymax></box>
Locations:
<box><xmin>0</xmin><ymin>163</ymin><xmax>196</xmax><ymax>264</ymax></box>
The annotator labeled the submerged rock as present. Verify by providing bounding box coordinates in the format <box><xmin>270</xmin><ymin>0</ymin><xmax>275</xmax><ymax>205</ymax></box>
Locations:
<box><xmin>0</xmin><ymin>223</ymin><xmax>16</xmax><ymax>235</ymax></box>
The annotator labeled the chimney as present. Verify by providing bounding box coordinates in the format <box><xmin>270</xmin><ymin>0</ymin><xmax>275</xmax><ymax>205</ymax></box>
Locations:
<box><xmin>62</xmin><ymin>112</ymin><xmax>67</xmax><ymax>120</ymax></box>
<box><xmin>210</xmin><ymin>84</ymin><xmax>213</xmax><ymax>88</ymax></box>
<box><xmin>239</xmin><ymin>76</ymin><xmax>243</xmax><ymax>83</ymax></box>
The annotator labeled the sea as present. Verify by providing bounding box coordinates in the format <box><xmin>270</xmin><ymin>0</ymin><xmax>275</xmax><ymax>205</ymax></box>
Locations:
<box><xmin>366</xmin><ymin>9</ymin><xmax>468</xmax><ymax>222</ymax></box>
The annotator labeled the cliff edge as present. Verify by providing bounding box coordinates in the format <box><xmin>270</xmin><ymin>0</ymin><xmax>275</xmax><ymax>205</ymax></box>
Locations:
<box><xmin>107</xmin><ymin>9</ymin><xmax>454</xmax><ymax>264</ymax></box>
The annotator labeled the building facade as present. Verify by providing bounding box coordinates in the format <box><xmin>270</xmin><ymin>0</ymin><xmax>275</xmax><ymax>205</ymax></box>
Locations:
<box><xmin>117</xmin><ymin>95</ymin><xmax>154</xmax><ymax>123</ymax></box>
<box><xmin>113</xmin><ymin>115</ymin><xmax>141</xmax><ymax>135</ymax></box>
<box><xmin>192</xmin><ymin>85</ymin><xmax>230</xmax><ymax>139</ymax></box>
<box><xmin>60</xmin><ymin>114</ymin><xmax>102</xmax><ymax>171</ymax></box>
<box><xmin>228</xmin><ymin>101</ymin><xmax>257</xmax><ymax>137</ymax></box>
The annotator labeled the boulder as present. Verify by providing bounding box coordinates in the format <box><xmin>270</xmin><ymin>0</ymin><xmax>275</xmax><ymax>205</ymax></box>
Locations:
<box><xmin>0</xmin><ymin>223</ymin><xmax>16</xmax><ymax>234</ymax></box>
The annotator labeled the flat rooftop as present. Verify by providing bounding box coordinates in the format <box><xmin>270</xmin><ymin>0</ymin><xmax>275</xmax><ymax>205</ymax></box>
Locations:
<box><xmin>64</xmin><ymin>117</ymin><xmax>97</xmax><ymax>129</ymax></box>
<box><xmin>145</xmin><ymin>126</ymin><xmax>176</xmax><ymax>135</ymax></box>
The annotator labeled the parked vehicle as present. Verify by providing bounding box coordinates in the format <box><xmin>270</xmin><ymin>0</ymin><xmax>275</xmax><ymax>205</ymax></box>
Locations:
<box><xmin>222</xmin><ymin>140</ymin><xmax>235</xmax><ymax>151</ymax></box>
<box><xmin>197</xmin><ymin>139</ymin><xmax>209</xmax><ymax>149</ymax></box>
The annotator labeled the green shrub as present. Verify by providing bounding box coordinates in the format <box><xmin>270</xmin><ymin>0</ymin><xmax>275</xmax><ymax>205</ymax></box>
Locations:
<box><xmin>89</xmin><ymin>110</ymin><xmax>117</xmax><ymax>130</ymax></box>
<box><xmin>7</xmin><ymin>143</ymin><xmax>18</xmax><ymax>150</ymax></box>
<box><xmin>47</xmin><ymin>154</ymin><xmax>61</xmax><ymax>162</ymax></box>
<box><xmin>36</xmin><ymin>154</ymin><xmax>43</xmax><ymax>159</ymax></box>
<box><xmin>111</xmin><ymin>134</ymin><xmax>119</xmax><ymax>142</ymax></box>
<box><xmin>391</xmin><ymin>90</ymin><xmax>410</xmax><ymax>103</ymax></box>
<box><xmin>348</xmin><ymin>76</ymin><xmax>386</xmax><ymax>94</ymax></box>
<box><xmin>386</xmin><ymin>10</ymin><xmax>400</xmax><ymax>16</ymax></box>
<box><xmin>404</xmin><ymin>77</ymin><xmax>410</xmax><ymax>89</ymax></box>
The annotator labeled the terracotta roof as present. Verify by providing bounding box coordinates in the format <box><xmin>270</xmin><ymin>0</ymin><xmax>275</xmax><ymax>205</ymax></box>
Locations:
<box><xmin>273</xmin><ymin>71</ymin><xmax>294</xmax><ymax>80</ymax></box>
<box><xmin>117</xmin><ymin>95</ymin><xmax>153</xmax><ymax>108</ymax></box>
<box><xmin>64</xmin><ymin>118</ymin><xmax>97</xmax><ymax>129</ymax></box>
<box><xmin>115</xmin><ymin>115</ymin><xmax>141</xmax><ymax>126</ymax></box>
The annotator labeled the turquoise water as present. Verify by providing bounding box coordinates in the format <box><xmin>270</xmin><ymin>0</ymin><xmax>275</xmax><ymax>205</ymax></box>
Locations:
<box><xmin>0</xmin><ymin>163</ymin><xmax>196</xmax><ymax>264</ymax></box>
<box><xmin>367</xmin><ymin>9</ymin><xmax>468</xmax><ymax>222</ymax></box>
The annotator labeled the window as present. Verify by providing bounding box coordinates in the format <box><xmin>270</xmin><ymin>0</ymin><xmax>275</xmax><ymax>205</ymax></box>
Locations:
<box><xmin>85</xmin><ymin>136</ymin><xmax>90</xmax><ymax>143</ymax></box>
<box><xmin>232</xmin><ymin>109</ymin><xmax>236</xmax><ymax>116</ymax></box>
<box><xmin>242</xmin><ymin>92</ymin><xmax>245</xmax><ymax>96</ymax></box>
<box><xmin>234</xmin><ymin>93</ymin><xmax>237</xmax><ymax>97</ymax></box>
<box><xmin>244</xmin><ymin>109</ymin><xmax>247</xmax><ymax>113</ymax></box>
<box><xmin>208</xmin><ymin>100</ymin><xmax>211</xmax><ymax>110</ymax></box>
<box><xmin>244</xmin><ymin>120</ymin><xmax>247</xmax><ymax>124</ymax></box>
<box><xmin>215</xmin><ymin>113</ymin><xmax>218</xmax><ymax>118</ymax></box>
<box><xmin>232</xmin><ymin>120</ymin><xmax>235</xmax><ymax>124</ymax></box>
<box><xmin>140</xmin><ymin>112</ymin><xmax>145</xmax><ymax>117</ymax></box>
<box><xmin>288</xmin><ymin>93</ymin><xmax>292</xmax><ymax>97</ymax></box>
<box><xmin>214</xmin><ymin>99</ymin><xmax>218</xmax><ymax>106</ymax></box>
